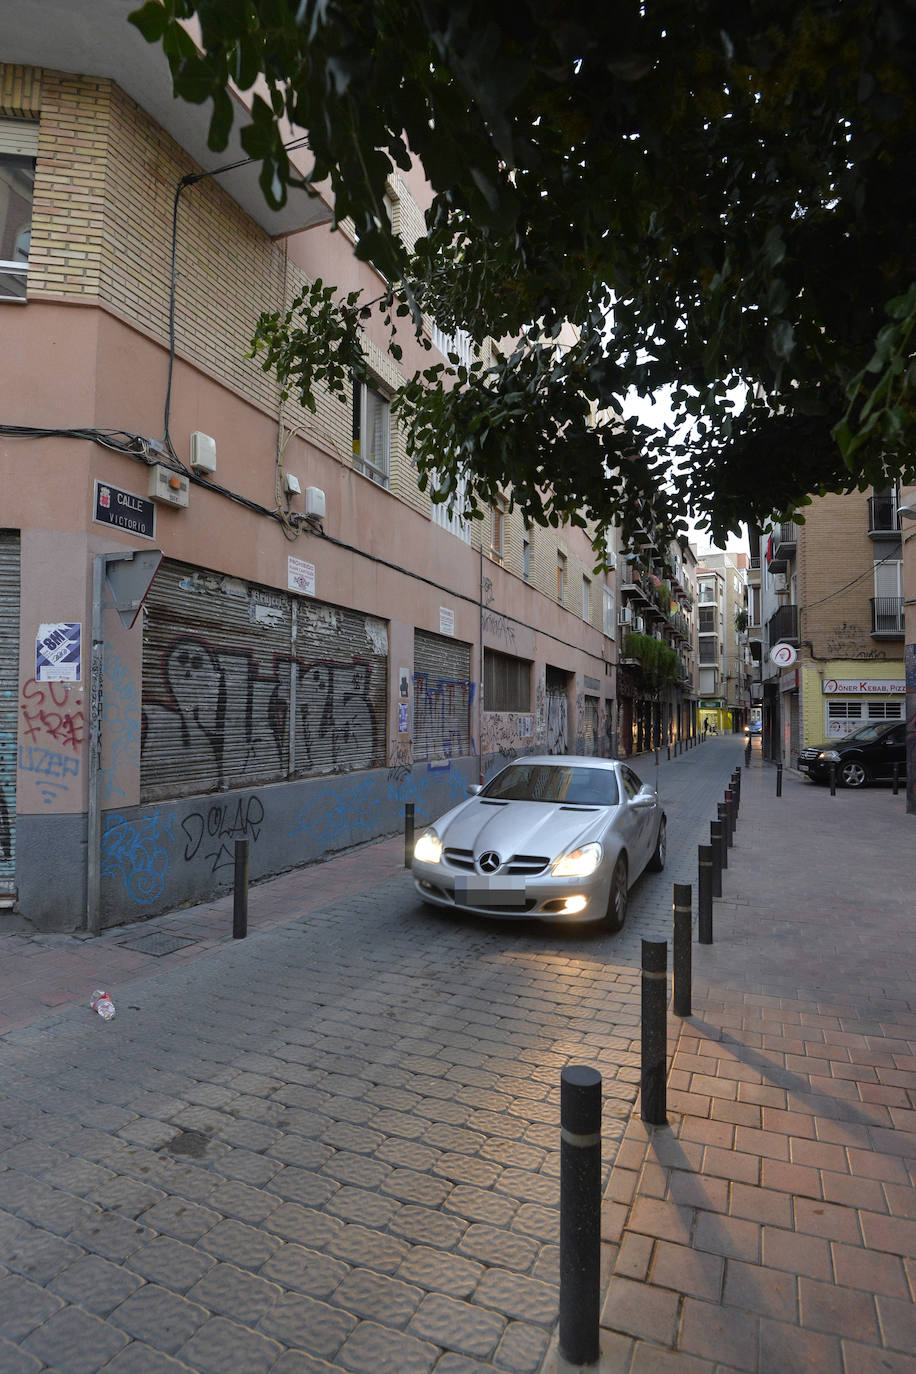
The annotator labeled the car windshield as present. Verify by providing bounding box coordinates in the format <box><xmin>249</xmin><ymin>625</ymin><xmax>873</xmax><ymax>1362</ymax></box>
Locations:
<box><xmin>480</xmin><ymin>764</ymin><xmax>619</xmax><ymax>807</ymax></box>
<box><xmin>841</xmin><ymin>724</ymin><xmax>890</xmax><ymax>744</ymax></box>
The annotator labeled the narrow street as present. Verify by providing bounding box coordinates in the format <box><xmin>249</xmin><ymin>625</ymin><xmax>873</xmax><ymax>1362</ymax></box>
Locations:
<box><xmin>0</xmin><ymin>739</ymin><xmax>744</xmax><ymax>1373</ymax></box>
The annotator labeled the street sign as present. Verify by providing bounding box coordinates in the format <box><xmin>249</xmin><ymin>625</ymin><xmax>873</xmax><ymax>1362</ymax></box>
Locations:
<box><xmin>105</xmin><ymin>549</ymin><xmax>163</xmax><ymax>629</ymax></box>
<box><xmin>770</xmin><ymin>643</ymin><xmax>797</xmax><ymax>667</ymax></box>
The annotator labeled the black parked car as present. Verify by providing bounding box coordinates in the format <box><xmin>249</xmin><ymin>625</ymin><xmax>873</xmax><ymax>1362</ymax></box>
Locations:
<box><xmin>797</xmin><ymin>721</ymin><xmax>907</xmax><ymax>788</ymax></box>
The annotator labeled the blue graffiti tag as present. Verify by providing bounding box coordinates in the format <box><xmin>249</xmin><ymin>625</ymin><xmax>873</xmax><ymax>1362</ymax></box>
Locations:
<box><xmin>289</xmin><ymin>779</ymin><xmax>381</xmax><ymax>843</ymax></box>
<box><xmin>100</xmin><ymin>646</ymin><xmax>142</xmax><ymax>803</ymax></box>
<box><xmin>101</xmin><ymin>809</ymin><xmax>175</xmax><ymax>904</ymax></box>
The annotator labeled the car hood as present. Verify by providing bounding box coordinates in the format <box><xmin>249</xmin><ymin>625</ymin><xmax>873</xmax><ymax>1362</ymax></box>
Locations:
<box><xmin>438</xmin><ymin>799</ymin><xmax>611</xmax><ymax>858</ymax></box>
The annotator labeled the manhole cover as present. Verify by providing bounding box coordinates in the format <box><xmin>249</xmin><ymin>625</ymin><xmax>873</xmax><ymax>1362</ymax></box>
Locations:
<box><xmin>118</xmin><ymin>932</ymin><xmax>198</xmax><ymax>957</ymax></box>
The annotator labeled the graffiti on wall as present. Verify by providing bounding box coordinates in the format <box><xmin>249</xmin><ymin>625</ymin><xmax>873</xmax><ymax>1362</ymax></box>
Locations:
<box><xmin>0</xmin><ymin>732</ymin><xmax>12</xmax><ymax>859</ymax></box>
<box><xmin>181</xmin><ymin>795</ymin><xmax>265</xmax><ymax>874</ymax></box>
<box><xmin>142</xmin><ymin>635</ymin><xmax>380</xmax><ymax>787</ymax></box>
<box><xmin>288</xmin><ymin>778</ymin><xmax>381</xmax><ymax>844</ymax></box>
<box><xmin>546</xmin><ymin>690</ymin><xmax>568</xmax><ymax>755</ymax></box>
<box><xmin>824</xmin><ymin>623</ymin><xmax>888</xmax><ymax>660</ymax></box>
<box><xmin>101</xmin><ymin>808</ymin><xmax>176</xmax><ymax>905</ymax></box>
<box><xmin>413</xmin><ymin>673</ymin><xmax>475</xmax><ymax>762</ymax></box>
<box><xmin>20</xmin><ymin>679</ymin><xmax>85</xmax><ymax>753</ymax></box>
<box><xmin>101</xmin><ymin>647</ymin><xmax>141</xmax><ymax>804</ymax></box>
<box><xmin>17</xmin><ymin>746</ymin><xmax>80</xmax><ymax>805</ymax></box>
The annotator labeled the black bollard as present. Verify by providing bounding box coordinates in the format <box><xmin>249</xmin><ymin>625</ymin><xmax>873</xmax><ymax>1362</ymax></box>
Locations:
<box><xmin>559</xmin><ymin>1066</ymin><xmax>602</xmax><ymax>1366</ymax></box>
<box><xmin>698</xmin><ymin>846</ymin><xmax>714</xmax><ymax>943</ymax></box>
<box><xmin>745</xmin><ymin>739</ymin><xmax>751</xmax><ymax>766</ymax></box>
<box><xmin>404</xmin><ymin>802</ymin><xmax>415</xmax><ymax>867</ymax></box>
<box><xmin>719</xmin><ymin>800</ymin><xmax>732</xmax><ymax>850</ymax></box>
<box><xmin>715</xmin><ymin>807</ymin><xmax>729</xmax><ymax>866</ymax></box>
<box><xmin>726</xmin><ymin>788</ymin><xmax>737</xmax><ymax>836</ymax></box>
<box><xmin>673</xmin><ymin>884</ymin><xmax>692</xmax><ymax>1018</ymax></box>
<box><xmin>830</xmin><ymin>763</ymin><xmax>837</xmax><ymax>796</ymax></box>
<box><xmin>893</xmin><ymin>764</ymin><xmax>900</xmax><ymax>796</ymax></box>
<box><xmin>667</xmin><ymin>743</ymin><xmax>671</xmax><ymax>761</ymax></box>
<box><xmin>233</xmin><ymin>839</ymin><xmax>248</xmax><ymax>940</ymax></box>
<box><xmin>641</xmin><ymin>940</ymin><xmax>668</xmax><ymax>1126</ymax></box>
<box><xmin>776</xmin><ymin>762</ymin><xmax>783</xmax><ymax>797</ymax></box>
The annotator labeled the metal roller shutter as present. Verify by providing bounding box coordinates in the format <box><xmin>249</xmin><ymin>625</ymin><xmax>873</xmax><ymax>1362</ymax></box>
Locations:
<box><xmin>413</xmin><ymin>630</ymin><xmax>472</xmax><ymax>763</ymax></box>
<box><xmin>0</xmin><ymin>533</ymin><xmax>19</xmax><ymax>891</ymax></box>
<box><xmin>141</xmin><ymin>560</ymin><xmax>387</xmax><ymax>802</ymax></box>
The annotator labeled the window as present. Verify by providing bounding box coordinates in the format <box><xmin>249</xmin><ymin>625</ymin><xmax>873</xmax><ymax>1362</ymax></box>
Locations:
<box><xmin>556</xmin><ymin>552</ymin><xmax>567</xmax><ymax>602</ymax></box>
<box><xmin>352</xmin><ymin>377</ymin><xmax>390</xmax><ymax>487</ymax></box>
<box><xmin>867</xmin><ymin>700</ymin><xmax>903</xmax><ymax>720</ymax></box>
<box><xmin>698</xmin><ymin>582</ymin><xmax>717</xmax><ymax>604</ymax></box>
<box><xmin>698</xmin><ymin>637</ymin><xmax>719</xmax><ymax>666</ymax></box>
<box><xmin>483</xmin><ymin>649</ymin><xmax>531</xmax><ymax>712</ymax></box>
<box><xmin>602</xmin><ymin>586</ymin><xmax>616</xmax><ymax>636</ymax></box>
<box><xmin>490</xmin><ymin>495</ymin><xmax>507</xmax><ymax>564</ymax></box>
<box><xmin>0</xmin><ymin>122</ymin><xmax>38</xmax><ymax>301</ymax></box>
<box><xmin>522</xmin><ymin>535</ymin><xmax>531</xmax><ymax>581</ymax></box>
<box><xmin>581</xmin><ymin>576</ymin><xmax>591</xmax><ymax>621</ymax></box>
<box><xmin>698</xmin><ymin>606</ymin><xmax>716</xmax><ymax>634</ymax></box>
<box><xmin>430</xmin><ymin>468</ymin><xmax>471</xmax><ymax>543</ymax></box>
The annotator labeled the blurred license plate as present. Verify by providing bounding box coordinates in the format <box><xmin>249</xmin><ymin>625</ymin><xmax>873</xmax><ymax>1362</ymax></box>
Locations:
<box><xmin>454</xmin><ymin>876</ymin><xmax>526</xmax><ymax>907</ymax></box>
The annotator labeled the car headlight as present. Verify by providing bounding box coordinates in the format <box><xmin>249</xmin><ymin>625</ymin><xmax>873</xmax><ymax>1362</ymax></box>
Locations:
<box><xmin>413</xmin><ymin>830</ymin><xmax>442</xmax><ymax>864</ymax></box>
<box><xmin>818</xmin><ymin>750</ymin><xmax>841</xmax><ymax>762</ymax></box>
<box><xmin>551</xmin><ymin>843</ymin><xmax>602</xmax><ymax>877</ymax></box>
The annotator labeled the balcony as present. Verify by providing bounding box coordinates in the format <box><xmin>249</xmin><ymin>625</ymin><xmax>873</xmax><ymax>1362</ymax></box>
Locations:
<box><xmin>867</xmin><ymin>496</ymin><xmax>901</xmax><ymax>537</ymax></box>
<box><xmin>870</xmin><ymin>597</ymin><xmax>904</xmax><ymax>637</ymax></box>
<box><xmin>767</xmin><ymin>523</ymin><xmax>798</xmax><ymax>573</ymax></box>
<box><xmin>766</xmin><ymin>603</ymin><xmax>799</xmax><ymax>647</ymax></box>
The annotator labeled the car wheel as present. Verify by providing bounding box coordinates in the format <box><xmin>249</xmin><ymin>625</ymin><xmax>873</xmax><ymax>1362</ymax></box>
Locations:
<box><xmin>605</xmin><ymin>854</ymin><xmax>628</xmax><ymax>933</ymax></box>
<box><xmin>646</xmin><ymin>816</ymin><xmax>667</xmax><ymax>872</ymax></box>
<box><xmin>839</xmin><ymin>760</ymin><xmax>868</xmax><ymax>788</ymax></box>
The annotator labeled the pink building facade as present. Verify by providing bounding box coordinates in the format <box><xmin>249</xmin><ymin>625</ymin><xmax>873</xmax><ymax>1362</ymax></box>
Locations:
<box><xmin>0</xmin><ymin>10</ymin><xmax>620</xmax><ymax>930</ymax></box>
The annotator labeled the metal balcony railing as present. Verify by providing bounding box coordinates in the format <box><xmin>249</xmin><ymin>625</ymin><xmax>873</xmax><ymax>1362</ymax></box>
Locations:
<box><xmin>870</xmin><ymin>597</ymin><xmax>904</xmax><ymax>636</ymax></box>
<box><xmin>867</xmin><ymin>496</ymin><xmax>900</xmax><ymax>537</ymax></box>
<box><xmin>766</xmin><ymin>603</ymin><xmax>799</xmax><ymax>646</ymax></box>
<box><xmin>767</xmin><ymin>523</ymin><xmax>798</xmax><ymax>573</ymax></box>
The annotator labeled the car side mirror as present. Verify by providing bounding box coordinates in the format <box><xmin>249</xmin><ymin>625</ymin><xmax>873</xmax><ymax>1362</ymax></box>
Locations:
<box><xmin>466</xmin><ymin>784</ymin><xmax>483</xmax><ymax>796</ymax></box>
<box><xmin>630</xmin><ymin>792</ymin><xmax>656</xmax><ymax>809</ymax></box>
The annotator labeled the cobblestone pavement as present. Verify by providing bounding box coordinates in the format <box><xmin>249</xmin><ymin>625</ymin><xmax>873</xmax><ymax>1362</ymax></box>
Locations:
<box><xmin>569</xmin><ymin>748</ymin><xmax>916</xmax><ymax>1374</ymax></box>
<box><xmin>0</xmin><ymin>739</ymin><xmax>741</xmax><ymax>1373</ymax></box>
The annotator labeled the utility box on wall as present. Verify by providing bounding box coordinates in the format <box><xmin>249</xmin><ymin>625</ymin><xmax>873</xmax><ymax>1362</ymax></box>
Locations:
<box><xmin>148</xmin><ymin>463</ymin><xmax>190</xmax><ymax>507</ymax></box>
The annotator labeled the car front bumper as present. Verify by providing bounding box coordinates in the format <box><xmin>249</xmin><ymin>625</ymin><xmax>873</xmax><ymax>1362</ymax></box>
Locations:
<box><xmin>411</xmin><ymin>861</ymin><xmax>612</xmax><ymax>923</ymax></box>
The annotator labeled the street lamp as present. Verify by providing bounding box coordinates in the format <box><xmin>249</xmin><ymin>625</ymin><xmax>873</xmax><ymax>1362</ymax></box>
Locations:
<box><xmin>898</xmin><ymin>505</ymin><xmax>916</xmax><ymax>521</ymax></box>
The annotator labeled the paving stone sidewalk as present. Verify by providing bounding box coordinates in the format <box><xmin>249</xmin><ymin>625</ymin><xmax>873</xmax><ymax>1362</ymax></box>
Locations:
<box><xmin>553</xmin><ymin>752</ymin><xmax>916</xmax><ymax>1373</ymax></box>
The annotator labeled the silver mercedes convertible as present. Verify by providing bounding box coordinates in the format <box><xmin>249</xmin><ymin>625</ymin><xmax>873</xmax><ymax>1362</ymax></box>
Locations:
<box><xmin>411</xmin><ymin>755</ymin><xmax>666</xmax><ymax>930</ymax></box>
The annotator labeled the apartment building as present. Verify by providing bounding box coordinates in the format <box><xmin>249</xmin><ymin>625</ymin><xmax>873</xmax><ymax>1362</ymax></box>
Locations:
<box><xmin>750</xmin><ymin>489</ymin><xmax>907</xmax><ymax>769</ymax></box>
<box><xmin>0</xmin><ymin>9</ymin><xmax>619</xmax><ymax>930</ymax></box>
<box><xmin>615</xmin><ymin>535</ymin><xmax>697</xmax><ymax>753</ymax></box>
<box><xmin>693</xmin><ymin>550</ymin><xmax>750</xmax><ymax>735</ymax></box>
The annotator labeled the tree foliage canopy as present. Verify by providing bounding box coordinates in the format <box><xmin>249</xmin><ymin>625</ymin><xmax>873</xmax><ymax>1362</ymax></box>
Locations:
<box><xmin>131</xmin><ymin>0</ymin><xmax>916</xmax><ymax>547</ymax></box>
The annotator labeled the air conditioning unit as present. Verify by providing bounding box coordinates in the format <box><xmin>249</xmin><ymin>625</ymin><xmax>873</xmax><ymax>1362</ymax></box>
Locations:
<box><xmin>618</xmin><ymin>605</ymin><xmax>633</xmax><ymax>626</ymax></box>
<box><xmin>771</xmin><ymin>572</ymin><xmax>787</xmax><ymax>592</ymax></box>
<box><xmin>634</xmin><ymin>616</ymin><xmax>646</xmax><ymax>634</ymax></box>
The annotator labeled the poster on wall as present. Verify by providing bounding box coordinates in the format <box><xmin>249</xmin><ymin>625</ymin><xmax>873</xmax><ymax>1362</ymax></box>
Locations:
<box><xmin>36</xmin><ymin>623</ymin><xmax>82</xmax><ymax>681</ymax></box>
<box><xmin>399</xmin><ymin>667</ymin><xmax>410</xmax><ymax>698</ymax></box>
<box><xmin>287</xmin><ymin>557</ymin><xmax>316</xmax><ymax>596</ymax></box>
<box><xmin>439</xmin><ymin>606</ymin><xmax>455</xmax><ymax>636</ymax></box>
<box><xmin>398</xmin><ymin>701</ymin><xmax>409</xmax><ymax>734</ymax></box>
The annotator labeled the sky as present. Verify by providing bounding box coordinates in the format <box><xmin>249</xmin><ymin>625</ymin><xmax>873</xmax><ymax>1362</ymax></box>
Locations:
<box><xmin>620</xmin><ymin>386</ymin><xmax>749</xmax><ymax>557</ymax></box>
